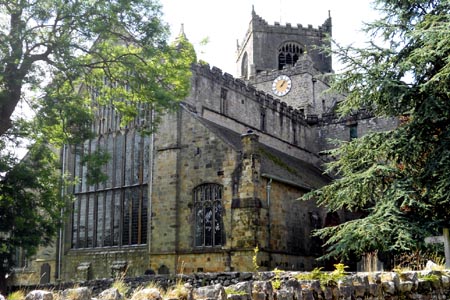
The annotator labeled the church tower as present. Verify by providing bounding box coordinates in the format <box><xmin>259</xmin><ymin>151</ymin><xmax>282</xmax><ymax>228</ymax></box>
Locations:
<box><xmin>236</xmin><ymin>8</ymin><xmax>335</xmax><ymax>116</ymax></box>
<box><xmin>236</xmin><ymin>7</ymin><xmax>332</xmax><ymax>79</ymax></box>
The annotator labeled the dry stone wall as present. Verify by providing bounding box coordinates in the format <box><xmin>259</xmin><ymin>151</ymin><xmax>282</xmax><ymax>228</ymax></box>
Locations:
<box><xmin>8</xmin><ymin>270</ymin><xmax>450</xmax><ymax>300</ymax></box>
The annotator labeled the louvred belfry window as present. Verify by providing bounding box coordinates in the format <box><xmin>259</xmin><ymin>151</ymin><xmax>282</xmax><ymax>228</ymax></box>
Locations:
<box><xmin>278</xmin><ymin>42</ymin><xmax>303</xmax><ymax>70</ymax></box>
<box><xmin>194</xmin><ymin>184</ymin><xmax>223</xmax><ymax>247</ymax></box>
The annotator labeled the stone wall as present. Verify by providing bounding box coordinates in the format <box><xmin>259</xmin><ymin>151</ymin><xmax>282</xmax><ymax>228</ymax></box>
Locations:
<box><xmin>10</xmin><ymin>270</ymin><xmax>450</xmax><ymax>300</ymax></box>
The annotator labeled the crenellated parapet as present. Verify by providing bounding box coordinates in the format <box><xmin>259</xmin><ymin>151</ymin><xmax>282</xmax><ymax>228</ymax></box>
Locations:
<box><xmin>237</xmin><ymin>11</ymin><xmax>330</xmax><ymax>57</ymax></box>
<box><xmin>192</xmin><ymin>63</ymin><xmax>307</xmax><ymax>124</ymax></box>
<box><xmin>191</xmin><ymin>63</ymin><xmax>384</xmax><ymax>131</ymax></box>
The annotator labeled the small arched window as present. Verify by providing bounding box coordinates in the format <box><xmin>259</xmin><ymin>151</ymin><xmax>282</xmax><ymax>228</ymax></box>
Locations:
<box><xmin>194</xmin><ymin>183</ymin><xmax>223</xmax><ymax>247</ymax></box>
<box><xmin>278</xmin><ymin>42</ymin><xmax>304</xmax><ymax>70</ymax></box>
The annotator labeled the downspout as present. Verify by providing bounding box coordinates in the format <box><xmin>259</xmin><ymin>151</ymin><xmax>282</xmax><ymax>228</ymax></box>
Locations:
<box><xmin>266</xmin><ymin>178</ymin><xmax>272</xmax><ymax>268</ymax></box>
<box><xmin>312</xmin><ymin>77</ymin><xmax>317</xmax><ymax>113</ymax></box>
<box><xmin>57</xmin><ymin>144</ymin><xmax>66</xmax><ymax>281</ymax></box>
<box><xmin>174</xmin><ymin>108</ymin><xmax>182</xmax><ymax>273</ymax></box>
<box><xmin>148</xmin><ymin>109</ymin><xmax>155</xmax><ymax>270</ymax></box>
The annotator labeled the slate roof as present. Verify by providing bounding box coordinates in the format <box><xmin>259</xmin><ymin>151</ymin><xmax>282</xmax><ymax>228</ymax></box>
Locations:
<box><xmin>195</xmin><ymin>115</ymin><xmax>330</xmax><ymax>191</ymax></box>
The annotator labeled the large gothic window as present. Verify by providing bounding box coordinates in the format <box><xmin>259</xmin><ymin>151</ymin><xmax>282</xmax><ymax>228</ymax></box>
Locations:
<box><xmin>70</xmin><ymin>130</ymin><xmax>149</xmax><ymax>249</ymax></box>
<box><xmin>194</xmin><ymin>184</ymin><xmax>223</xmax><ymax>247</ymax></box>
<box><xmin>278</xmin><ymin>42</ymin><xmax>303</xmax><ymax>70</ymax></box>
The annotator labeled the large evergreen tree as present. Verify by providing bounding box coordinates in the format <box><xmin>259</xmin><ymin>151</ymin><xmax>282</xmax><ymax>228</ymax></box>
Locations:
<box><xmin>306</xmin><ymin>0</ymin><xmax>450</xmax><ymax>261</ymax></box>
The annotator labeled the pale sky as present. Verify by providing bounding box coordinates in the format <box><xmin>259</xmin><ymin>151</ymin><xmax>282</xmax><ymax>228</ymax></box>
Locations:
<box><xmin>161</xmin><ymin>0</ymin><xmax>379</xmax><ymax>76</ymax></box>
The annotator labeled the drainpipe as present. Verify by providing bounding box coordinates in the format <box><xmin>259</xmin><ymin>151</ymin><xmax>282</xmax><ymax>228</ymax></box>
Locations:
<box><xmin>148</xmin><ymin>109</ymin><xmax>155</xmax><ymax>271</ymax></box>
<box><xmin>266</xmin><ymin>178</ymin><xmax>272</xmax><ymax>268</ymax></box>
<box><xmin>57</xmin><ymin>144</ymin><xmax>66</xmax><ymax>281</ymax></box>
<box><xmin>312</xmin><ymin>77</ymin><xmax>317</xmax><ymax>114</ymax></box>
<box><xmin>174</xmin><ymin>108</ymin><xmax>182</xmax><ymax>273</ymax></box>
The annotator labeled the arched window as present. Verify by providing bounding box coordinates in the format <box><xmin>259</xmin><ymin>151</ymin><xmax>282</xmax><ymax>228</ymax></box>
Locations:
<box><xmin>71</xmin><ymin>130</ymin><xmax>149</xmax><ymax>249</ymax></box>
<box><xmin>194</xmin><ymin>183</ymin><xmax>223</xmax><ymax>247</ymax></box>
<box><xmin>278</xmin><ymin>42</ymin><xmax>304</xmax><ymax>70</ymax></box>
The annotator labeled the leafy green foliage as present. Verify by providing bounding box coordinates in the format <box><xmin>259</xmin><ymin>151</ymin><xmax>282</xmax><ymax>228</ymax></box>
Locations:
<box><xmin>0</xmin><ymin>139</ymin><xmax>67</xmax><ymax>277</ymax></box>
<box><xmin>304</xmin><ymin>0</ymin><xmax>450</xmax><ymax>260</ymax></box>
<box><xmin>0</xmin><ymin>0</ymin><xmax>196</xmax><ymax>136</ymax></box>
<box><xmin>253</xmin><ymin>246</ymin><xmax>260</xmax><ymax>273</ymax></box>
<box><xmin>295</xmin><ymin>264</ymin><xmax>348</xmax><ymax>287</ymax></box>
<box><xmin>81</xmin><ymin>148</ymin><xmax>110</xmax><ymax>185</ymax></box>
<box><xmin>272</xmin><ymin>268</ymin><xmax>282</xmax><ymax>290</ymax></box>
<box><xmin>0</xmin><ymin>0</ymin><xmax>196</xmax><ymax>288</ymax></box>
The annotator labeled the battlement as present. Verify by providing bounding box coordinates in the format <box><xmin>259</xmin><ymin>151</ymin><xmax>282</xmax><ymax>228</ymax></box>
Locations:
<box><xmin>251</xmin><ymin>10</ymin><xmax>330</xmax><ymax>35</ymax></box>
<box><xmin>191</xmin><ymin>63</ymin><xmax>370</xmax><ymax>127</ymax></box>
<box><xmin>237</xmin><ymin>8</ymin><xmax>333</xmax><ymax>76</ymax></box>
<box><xmin>238</xmin><ymin>10</ymin><xmax>330</xmax><ymax>53</ymax></box>
<box><xmin>192</xmin><ymin>63</ymin><xmax>308</xmax><ymax>124</ymax></box>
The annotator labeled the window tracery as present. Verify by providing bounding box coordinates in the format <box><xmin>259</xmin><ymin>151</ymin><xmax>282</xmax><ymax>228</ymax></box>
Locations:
<box><xmin>71</xmin><ymin>130</ymin><xmax>148</xmax><ymax>249</ymax></box>
<box><xmin>278</xmin><ymin>42</ymin><xmax>304</xmax><ymax>70</ymax></box>
<box><xmin>194</xmin><ymin>183</ymin><xmax>223</xmax><ymax>247</ymax></box>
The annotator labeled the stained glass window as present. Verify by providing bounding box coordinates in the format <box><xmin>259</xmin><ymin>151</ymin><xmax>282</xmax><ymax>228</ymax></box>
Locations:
<box><xmin>194</xmin><ymin>184</ymin><xmax>223</xmax><ymax>247</ymax></box>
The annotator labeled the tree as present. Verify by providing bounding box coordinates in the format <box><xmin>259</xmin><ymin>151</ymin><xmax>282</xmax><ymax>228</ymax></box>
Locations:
<box><xmin>0</xmin><ymin>0</ymin><xmax>195</xmax><ymax>289</ymax></box>
<box><xmin>305</xmin><ymin>0</ymin><xmax>450</xmax><ymax>261</ymax></box>
<box><xmin>0</xmin><ymin>0</ymin><xmax>194</xmax><ymax>136</ymax></box>
<box><xmin>0</xmin><ymin>140</ymin><xmax>65</xmax><ymax>290</ymax></box>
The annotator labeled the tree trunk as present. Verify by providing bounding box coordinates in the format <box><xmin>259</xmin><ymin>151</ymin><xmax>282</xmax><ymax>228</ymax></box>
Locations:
<box><xmin>0</xmin><ymin>272</ymin><xmax>7</xmax><ymax>296</ymax></box>
<box><xmin>0</xmin><ymin>83</ymin><xmax>23</xmax><ymax>136</ymax></box>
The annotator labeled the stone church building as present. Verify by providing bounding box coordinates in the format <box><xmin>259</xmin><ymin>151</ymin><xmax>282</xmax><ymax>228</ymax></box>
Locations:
<box><xmin>12</xmin><ymin>9</ymin><xmax>397</xmax><ymax>284</ymax></box>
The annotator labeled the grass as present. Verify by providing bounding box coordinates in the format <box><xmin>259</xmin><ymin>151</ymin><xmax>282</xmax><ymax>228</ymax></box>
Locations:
<box><xmin>164</xmin><ymin>284</ymin><xmax>189</xmax><ymax>300</ymax></box>
<box><xmin>130</xmin><ymin>287</ymin><xmax>163</xmax><ymax>300</ymax></box>
<box><xmin>295</xmin><ymin>263</ymin><xmax>348</xmax><ymax>287</ymax></box>
<box><xmin>163</xmin><ymin>260</ymin><xmax>189</xmax><ymax>300</ymax></box>
<box><xmin>224</xmin><ymin>287</ymin><xmax>248</xmax><ymax>296</ymax></box>
<box><xmin>393</xmin><ymin>250</ymin><xmax>446</xmax><ymax>271</ymax></box>
<box><xmin>111</xmin><ymin>276</ymin><xmax>129</xmax><ymax>296</ymax></box>
<box><xmin>7</xmin><ymin>290</ymin><xmax>26</xmax><ymax>300</ymax></box>
<box><xmin>418</xmin><ymin>273</ymin><xmax>441</xmax><ymax>282</ymax></box>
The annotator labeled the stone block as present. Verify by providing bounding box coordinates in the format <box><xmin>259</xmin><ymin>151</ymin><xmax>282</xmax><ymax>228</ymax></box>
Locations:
<box><xmin>111</xmin><ymin>261</ymin><xmax>127</xmax><ymax>278</ymax></box>
<box><xmin>193</xmin><ymin>284</ymin><xmax>226</xmax><ymax>300</ymax></box>
<box><xmin>98</xmin><ymin>288</ymin><xmax>123</xmax><ymax>300</ymax></box>
<box><xmin>25</xmin><ymin>290</ymin><xmax>53</xmax><ymax>300</ymax></box>
<box><xmin>381</xmin><ymin>281</ymin><xmax>396</xmax><ymax>295</ymax></box>
<box><xmin>62</xmin><ymin>287</ymin><xmax>91</xmax><ymax>300</ymax></box>
<box><xmin>76</xmin><ymin>262</ymin><xmax>91</xmax><ymax>282</ymax></box>
<box><xmin>252</xmin><ymin>281</ymin><xmax>273</xmax><ymax>300</ymax></box>
<box><xmin>227</xmin><ymin>281</ymin><xmax>252</xmax><ymax>297</ymax></box>
<box><xmin>130</xmin><ymin>288</ymin><xmax>162</xmax><ymax>300</ymax></box>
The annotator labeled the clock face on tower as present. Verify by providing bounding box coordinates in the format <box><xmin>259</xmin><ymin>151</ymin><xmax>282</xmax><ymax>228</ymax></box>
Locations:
<box><xmin>272</xmin><ymin>75</ymin><xmax>292</xmax><ymax>97</ymax></box>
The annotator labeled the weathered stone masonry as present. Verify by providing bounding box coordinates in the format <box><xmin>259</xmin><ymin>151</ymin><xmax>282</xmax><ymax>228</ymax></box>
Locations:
<box><xmin>11</xmin><ymin>10</ymin><xmax>399</xmax><ymax>285</ymax></box>
<box><xmin>13</xmin><ymin>270</ymin><xmax>450</xmax><ymax>300</ymax></box>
